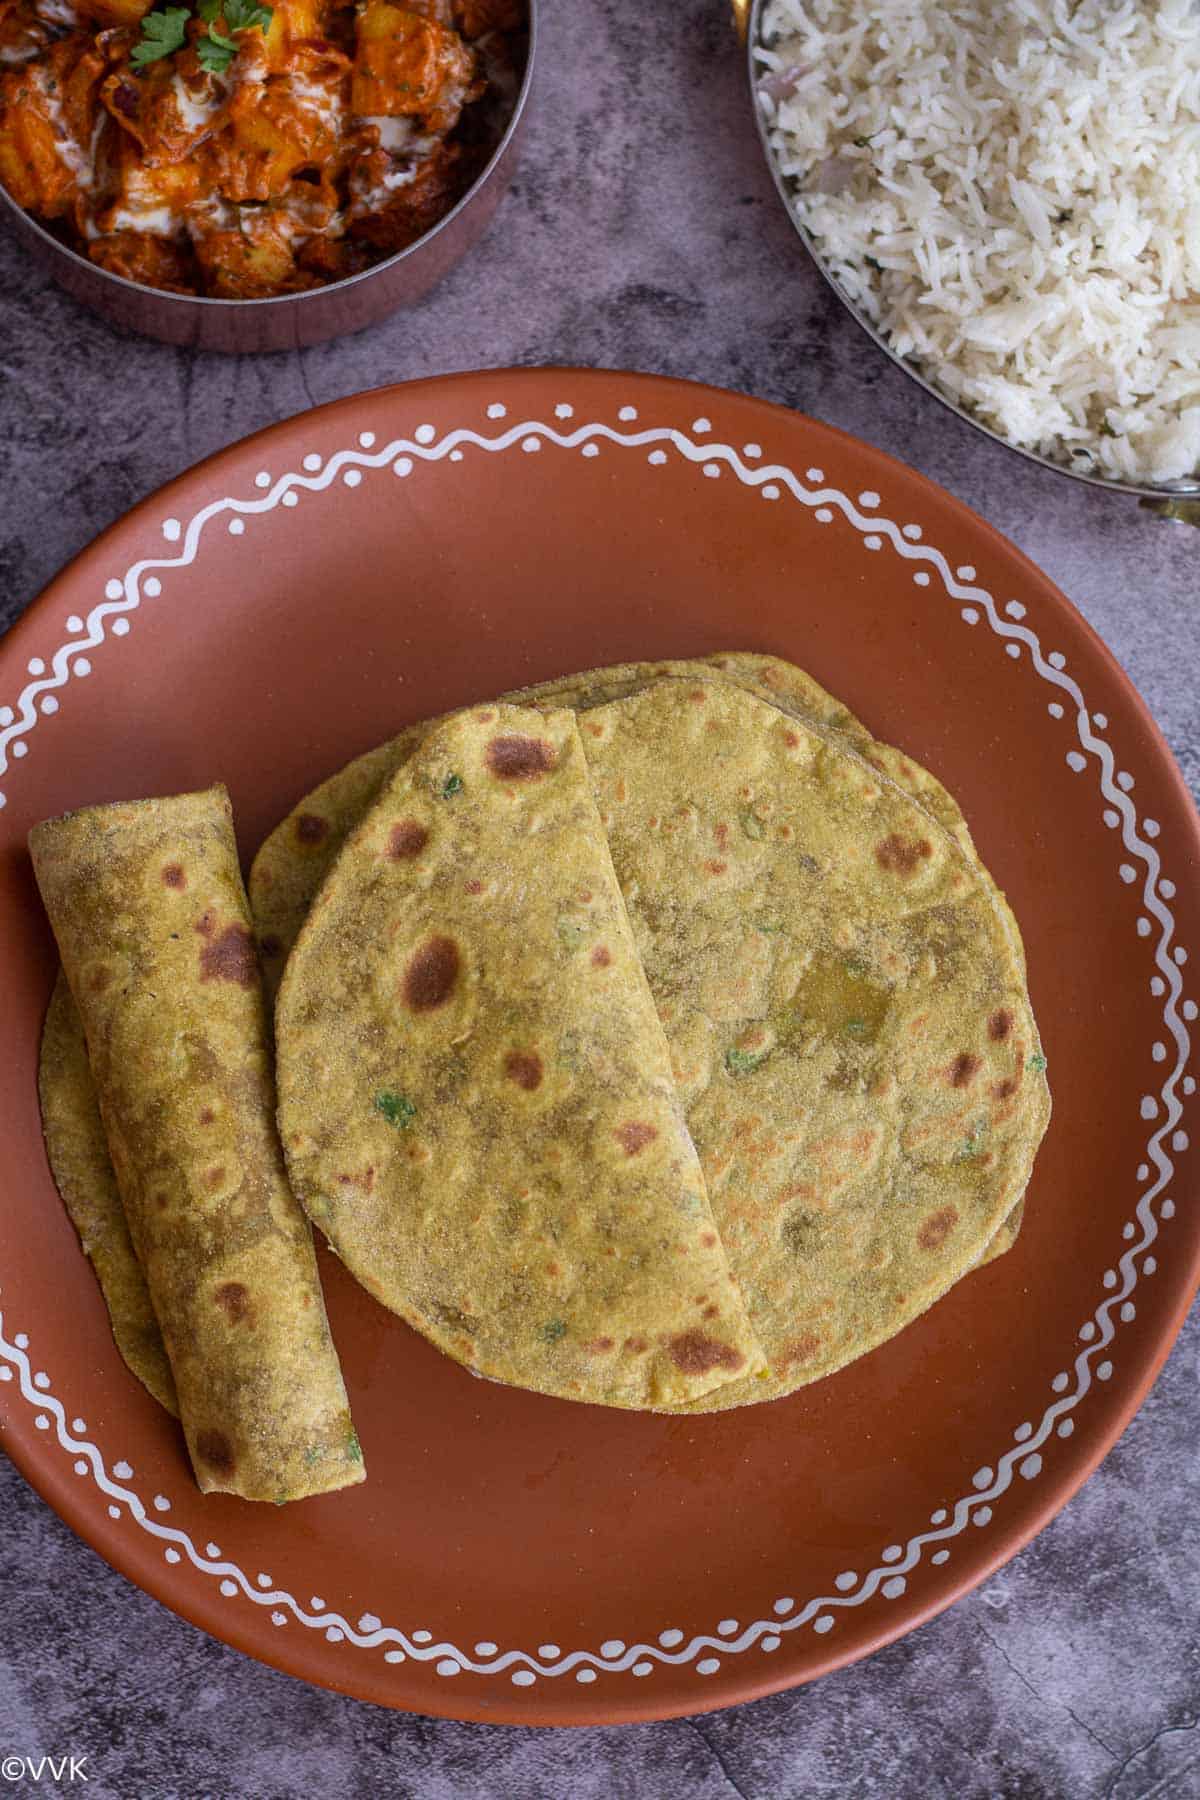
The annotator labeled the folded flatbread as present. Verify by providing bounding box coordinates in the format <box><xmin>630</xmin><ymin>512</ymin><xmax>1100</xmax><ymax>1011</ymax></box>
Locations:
<box><xmin>581</xmin><ymin>678</ymin><xmax>1049</xmax><ymax>1408</ymax></box>
<box><xmin>30</xmin><ymin>786</ymin><xmax>363</xmax><ymax>1500</ymax></box>
<box><xmin>275</xmin><ymin>704</ymin><xmax>767</xmax><ymax>1408</ymax></box>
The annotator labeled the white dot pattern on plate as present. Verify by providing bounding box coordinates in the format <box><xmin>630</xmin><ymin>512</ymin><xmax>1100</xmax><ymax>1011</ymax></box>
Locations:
<box><xmin>659</xmin><ymin>1629</ymin><xmax>683</xmax><ymax>1647</ymax></box>
<box><xmin>703</xmin><ymin>463</ymin><xmax>721</xmax><ymax>479</ymax></box>
<box><xmin>601</xmin><ymin>1640</ymin><xmax>625</xmax><ymax>1659</ymax></box>
<box><xmin>415</xmin><ymin>423</ymin><xmax>436</xmax><ymax>443</ymax></box>
<box><xmin>113</xmin><ymin>1460</ymin><xmax>132</xmax><ymax>1479</ymax></box>
<box><xmin>859</xmin><ymin>490</ymin><xmax>879</xmax><ymax>507</ymax></box>
<box><xmin>384</xmin><ymin>1649</ymin><xmax>404</xmax><ymax>1662</ymax></box>
<box><xmin>394</xmin><ymin>457</ymin><xmax>413</xmax><ymax>477</ymax></box>
<box><xmin>762</xmin><ymin>484</ymin><xmax>780</xmax><ymax>500</ymax></box>
<box><xmin>957</xmin><ymin>565</ymin><xmax>976</xmax><ymax>580</ymax></box>
<box><xmin>40</xmin><ymin>696</ymin><xmax>57</xmax><ymax>716</ymax></box>
<box><xmin>1058</xmin><ymin>1419</ymin><xmax>1075</xmax><ymax>1438</ymax></box>
<box><xmin>913</xmin><ymin>571</ymin><xmax>930</xmax><ymax>586</ymax></box>
<box><xmin>555</xmin><ymin>403</ymin><xmax>573</xmax><ymax>419</ymax></box>
<box><xmin>1005</xmin><ymin>601</ymin><xmax>1026</xmax><ymax>619</ymax></box>
<box><xmin>303</xmin><ymin>453</ymin><xmax>321</xmax><ymax>471</ymax></box>
<box><xmin>692</xmin><ymin>416</ymin><xmax>711</xmax><ymax>432</ymax></box>
<box><xmin>228</xmin><ymin>519</ymin><xmax>245</xmax><ymax>536</ymax></box>
<box><xmin>815</xmin><ymin>507</ymin><xmax>833</xmax><ymax>522</ymax></box>
<box><xmin>961</xmin><ymin>608</ymin><xmax>979</xmax><ymax>625</ymax></box>
<box><xmin>111</xmin><ymin>619</ymin><xmax>129</xmax><ymax>637</ymax></box>
<box><xmin>1144</xmin><ymin>819</ymin><xmax>1160</xmax><ymax>837</ymax></box>
<box><xmin>1066</xmin><ymin>751</ymin><xmax>1086</xmax><ymax>772</ymax></box>
<box><xmin>882</xmin><ymin>1545</ymin><xmax>903</xmax><ymax>1563</ymax></box>
<box><xmin>932</xmin><ymin>1550</ymin><xmax>950</xmax><ymax>1565</ymax></box>
<box><xmin>1141</xmin><ymin>1096</ymin><xmax>1158</xmax><ymax>1119</ymax></box>
<box><xmin>282</xmin><ymin>492</ymin><xmax>299</xmax><ymax>508</ymax></box>
<box><xmin>718</xmin><ymin>1620</ymin><xmax>739</xmax><ymax>1637</ymax></box>
<box><xmin>1005</xmin><ymin>644</ymin><xmax>1021</xmax><ymax>659</ymax></box>
<box><xmin>743</xmin><ymin>442</ymin><xmax>762</xmax><ymax>458</ymax></box>
<box><xmin>254</xmin><ymin>472</ymin><xmax>270</xmax><ymax>489</ymax></box>
<box><xmin>864</xmin><ymin>535</ymin><xmax>882</xmax><ymax>550</ymax></box>
<box><xmin>538</xmin><ymin>1644</ymin><xmax>560</xmax><ymax>1659</ymax></box>
<box><xmin>835</xmin><ymin>1572</ymin><xmax>857</xmax><ymax>1591</ymax></box>
<box><xmin>972</xmin><ymin>1467</ymin><xmax>993</xmax><ymax>1490</ymax></box>
<box><xmin>486</xmin><ymin>403</ymin><xmax>506</xmax><ymax>419</ymax></box>
<box><xmin>220</xmin><ymin>1580</ymin><xmax>237</xmax><ymax>1597</ymax></box>
<box><xmin>1079</xmin><ymin>1322</ymin><xmax>1097</xmax><ymax>1341</ymax></box>
<box><xmin>436</xmin><ymin>1659</ymin><xmax>459</xmax><ymax>1677</ymax></box>
<box><xmin>475</xmin><ymin>1641</ymin><xmax>498</xmax><ymax>1657</ymax></box>
<box><xmin>902</xmin><ymin>523</ymin><xmax>921</xmax><ymax>540</ymax></box>
<box><xmin>73</xmin><ymin>658</ymin><xmax>91</xmax><ymax>677</ymax></box>
<box><xmin>806</xmin><ymin>467</ymin><xmax>824</xmax><ymax>481</ymax></box>
<box><xmin>582</xmin><ymin>444</ymin><xmax>600</xmax><ymax>459</ymax></box>
<box><xmin>576</xmin><ymin>1669</ymin><xmax>597</xmax><ymax>1685</ymax></box>
<box><xmin>773</xmin><ymin>1597</ymin><xmax>795</xmax><ymax>1616</ymax></box>
<box><xmin>162</xmin><ymin>519</ymin><xmax>182</xmax><ymax>541</ymax></box>
<box><xmin>105</xmin><ymin>580</ymin><xmax>123</xmax><ymax>600</ymax></box>
<box><xmin>1020</xmin><ymin>1454</ymin><xmax>1043</xmax><ymax>1481</ymax></box>
<box><xmin>512</xmin><ymin>1670</ymin><xmax>536</xmax><ymax>1687</ymax></box>
<box><xmin>761</xmin><ymin>1636</ymin><xmax>781</xmax><ymax>1653</ymax></box>
<box><xmin>343</xmin><ymin>470</ymin><xmax>362</xmax><ymax>488</ymax></box>
<box><xmin>882</xmin><ymin>1577</ymin><xmax>907</xmax><ymax>1600</ymax></box>
<box><xmin>1014</xmin><ymin>1422</ymin><xmax>1033</xmax><ymax>1442</ymax></box>
<box><xmin>974</xmin><ymin>1507</ymin><xmax>993</xmax><ymax>1527</ymax></box>
<box><xmin>1137</xmin><ymin>918</ymin><xmax>1151</xmax><ymax>937</ymax></box>
<box><xmin>813</xmin><ymin>1617</ymin><xmax>834</xmax><ymax>1636</ymax></box>
<box><xmin>358</xmin><ymin>432</ymin><xmax>375</xmax><ymax>449</ymax></box>
<box><xmin>618</xmin><ymin>406</ymin><xmax>638</xmax><ymax>421</ymax></box>
<box><xmin>523</xmin><ymin>437</ymin><xmax>541</xmax><ymax>454</ymax></box>
<box><xmin>648</xmin><ymin>450</ymin><xmax>667</xmax><ymax>466</ymax></box>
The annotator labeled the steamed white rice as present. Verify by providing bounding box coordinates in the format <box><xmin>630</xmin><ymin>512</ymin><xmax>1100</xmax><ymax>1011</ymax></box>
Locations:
<box><xmin>757</xmin><ymin>1</ymin><xmax>1200</xmax><ymax>485</ymax></box>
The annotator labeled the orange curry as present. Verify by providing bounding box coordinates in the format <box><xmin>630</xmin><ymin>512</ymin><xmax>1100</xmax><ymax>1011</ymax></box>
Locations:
<box><xmin>0</xmin><ymin>0</ymin><xmax>524</xmax><ymax>295</ymax></box>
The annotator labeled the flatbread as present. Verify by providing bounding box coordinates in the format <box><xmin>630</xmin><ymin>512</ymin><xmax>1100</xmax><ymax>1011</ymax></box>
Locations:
<box><xmin>38</xmin><ymin>970</ymin><xmax>179</xmax><ymax>1415</ymax></box>
<box><xmin>30</xmin><ymin>786</ymin><xmax>363</xmax><ymax>1500</ymax></box>
<box><xmin>275</xmin><ymin>705</ymin><xmax>767</xmax><ymax>1408</ymax></box>
<box><xmin>579</xmin><ymin>679</ymin><xmax>1049</xmax><ymax>1409</ymax></box>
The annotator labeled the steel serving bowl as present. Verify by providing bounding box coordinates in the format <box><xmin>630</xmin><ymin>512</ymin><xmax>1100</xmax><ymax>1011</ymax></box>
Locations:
<box><xmin>733</xmin><ymin>0</ymin><xmax>1200</xmax><ymax>526</ymax></box>
<box><xmin>0</xmin><ymin>2</ymin><xmax>536</xmax><ymax>354</ymax></box>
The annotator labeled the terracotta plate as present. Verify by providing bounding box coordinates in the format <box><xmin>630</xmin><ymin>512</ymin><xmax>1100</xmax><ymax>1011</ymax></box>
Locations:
<box><xmin>1</xmin><ymin>371</ymin><xmax>1197</xmax><ymax>1725</ymax></box>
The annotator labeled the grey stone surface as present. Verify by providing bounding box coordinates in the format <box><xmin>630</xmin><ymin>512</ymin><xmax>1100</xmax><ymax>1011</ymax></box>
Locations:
<box><xmin>1</xmin><ymin>2</ymin><xmax>1198</xmax><ymax>1795</ymax></box>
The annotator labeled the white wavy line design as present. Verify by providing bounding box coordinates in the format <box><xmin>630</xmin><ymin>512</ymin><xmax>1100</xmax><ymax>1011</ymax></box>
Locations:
<box><xmin>0</xmin><ymin>405</ymin><xmax>1192</xmax><ymax>1691</ymax></box>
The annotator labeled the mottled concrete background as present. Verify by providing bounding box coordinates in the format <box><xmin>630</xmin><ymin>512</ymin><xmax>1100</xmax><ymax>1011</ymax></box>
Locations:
<box><xmin>1</xmin><ymin>2</ymin><xmax>1198</xmax><ymax>1796</ymax></box>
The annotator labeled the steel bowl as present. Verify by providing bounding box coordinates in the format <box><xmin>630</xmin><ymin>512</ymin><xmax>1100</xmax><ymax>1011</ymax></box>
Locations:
<box><xmin>0</xmin><ymin>3</ymin><xmax>536</xmax><ymax>354</ymax></box>
<box><xmin>734</xmin><ymin>0</ymin><xmax>1200</xmax><ymax>526</ymax></box>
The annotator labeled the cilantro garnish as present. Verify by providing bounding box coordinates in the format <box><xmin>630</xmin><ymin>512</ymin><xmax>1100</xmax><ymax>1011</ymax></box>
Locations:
<box><xmin>726</xmin><ymin>1044</ymin><xmax>768</xmax><ymax>1077</ymax></box>
<box><xmin>739</xmin><ymin>808</ymin><xmax>765</xmax><ymax>840</ymax></box>
<box><xmin>346</xmin><ymin>1429</ymin><xmax>363</xmax><ymax>1464</ymax></box>
<box><xmin>197</xmin><ymin>22</ymin><xmax>238</xmax><ymax>71</ymax></box>
<box><xmin>540</xmin><ymin>1319</ymin><xmax>566</xmax><ymax>1343</ymax></box>
<box><xmin>1028</xmin><ymin>1052</ymin><xmax>1047</xmax><ymax>1073</ymax></box>
<box><xmin>374</xmin><ymin>1089</ymin><xmax>416</xmax><ymax>1130</ymax></box>
<box><xmin>845</xmin><ymin>1018</ymin><xmax>867</xmax><ymax>1037</ymax></box>
<box><xmin>131</xmin><ymin>6</ymin><xmax>189</xmax><ymax>68</ymax></box>
<box><xmin>132</xmin><ymin>0</ymin><xmax>271</xmax><ymax>77</ymax></box>
<box><xmin>441</xmin><ymin>772</ymin><xmax>464</xmax><ymax>799</ymax></box>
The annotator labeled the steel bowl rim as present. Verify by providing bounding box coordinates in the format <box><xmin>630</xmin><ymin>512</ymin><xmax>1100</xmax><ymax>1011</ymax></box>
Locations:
<box><xmin>0</xmin><ymin>0</ymin><xmax>537</xmax><ymax>314</ymax></box>
<box><xmin>745</xmin><ymin>0</ymin><xmax>1200</xmax><ymax>504</ymax></box>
